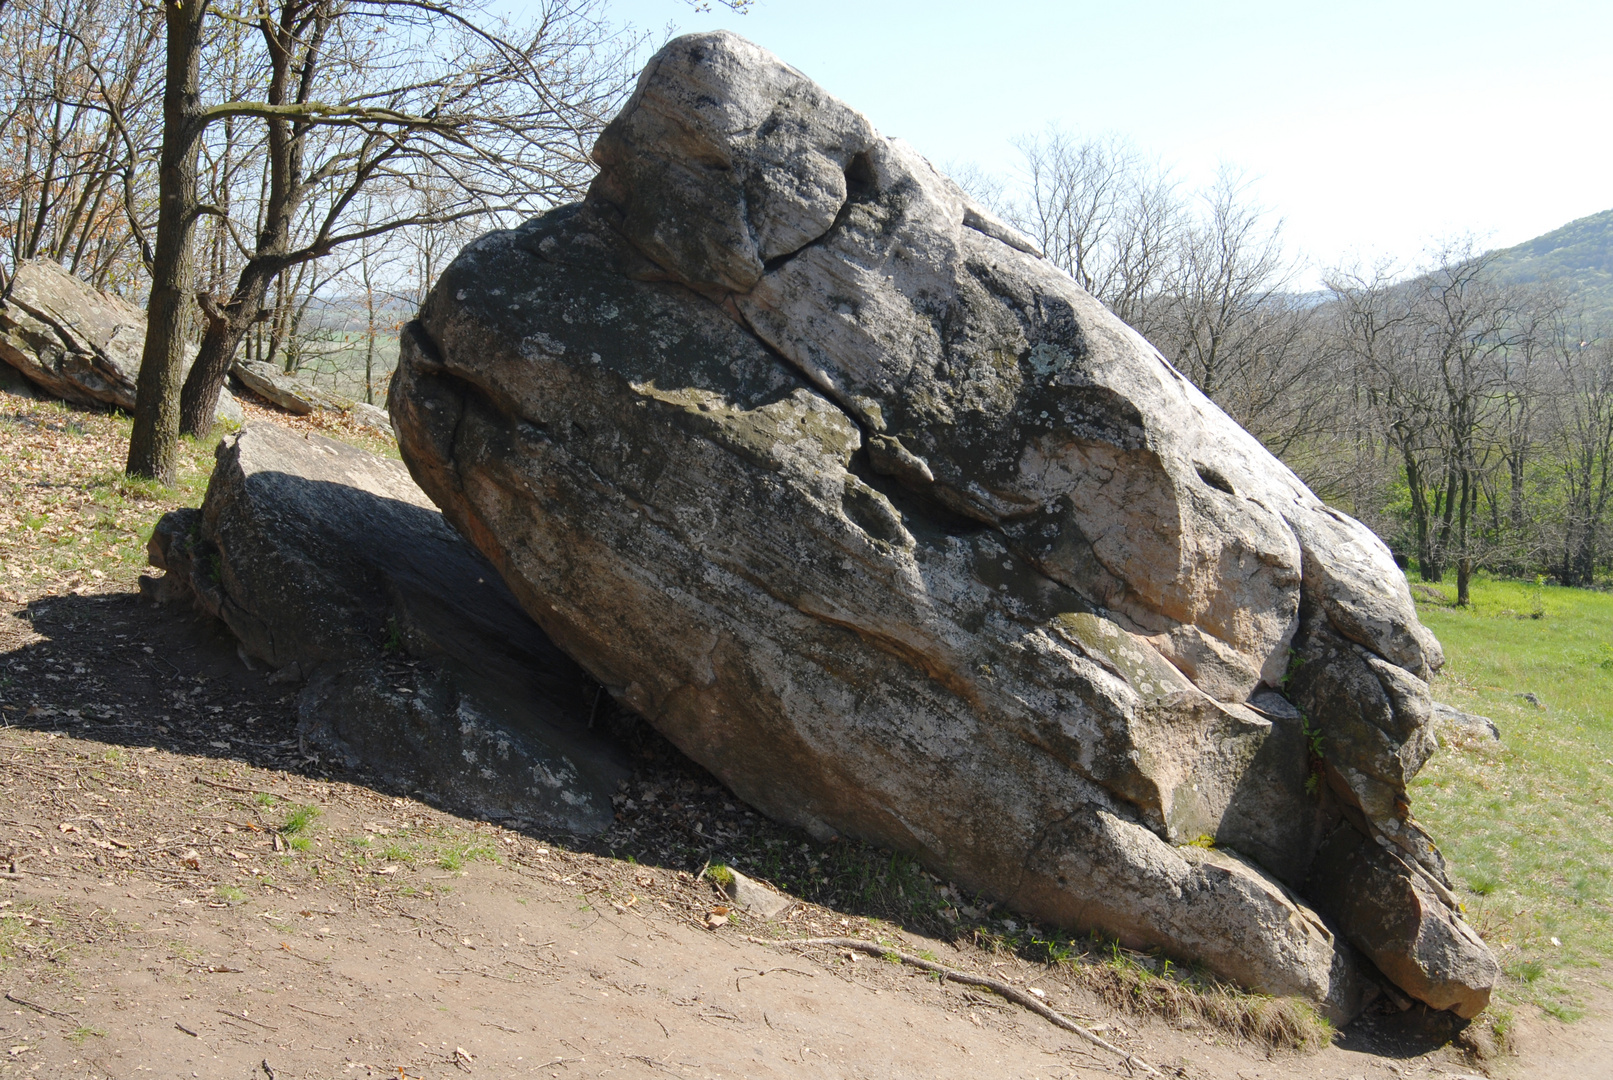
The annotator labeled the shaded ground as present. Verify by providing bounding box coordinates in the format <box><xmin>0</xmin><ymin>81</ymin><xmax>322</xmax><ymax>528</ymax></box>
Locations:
<box><xmin>0</xmin><ymin>388</ymin><xmax>1606</xmax><ymax>1078</ymax></box>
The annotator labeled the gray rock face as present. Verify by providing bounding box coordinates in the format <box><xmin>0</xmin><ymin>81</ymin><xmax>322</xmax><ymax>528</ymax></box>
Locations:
<box><xmin>231</xmin><ymin>361</ymin><xmax>393</xmax><ymax>437</ymax></box>
<box><xmin>1432</xmin><ymin>701</ymin><xmax>1501</xmax><ymax>743</ymax></box>
<box><xmin>1309</xmin><ymin>825</ymin><xmax>1500</xmax><ymax>1019</ymax></box>
<box><xmin>0</xmin><ymin>260</ymin><xmax>240</xmax><ymax>424</ymax></box>
<box><xmin>232</xmin><ymin>360</ymin><xmax>347</xmax><ymax>415</ymax></box>
<box><xmin>721</xmin><ymin>869</ymin><xmax>794</xmax><ymax>919</ymax></box>
<box><xmin>146</xmin><ymin>424</ymin><xmax>627</xmax><ymax>832</ymax></box>
<box><xmin>389</xmin><ymin>31</ymin><xmax>1493</xmax><ymax>1017</ymax></box>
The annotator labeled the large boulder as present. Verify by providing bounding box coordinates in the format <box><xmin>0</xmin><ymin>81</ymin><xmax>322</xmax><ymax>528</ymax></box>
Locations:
<box><xmin>146</xmin><ymin>424</ymin><xmax>627</xmax><ymax>832</ymax></box>
<box><xmin>389</xmin><ymin>31</ymin><xmax>1494</xmax><ymax>1018</ymax></box>
<box><xmin>0</xmin><ymin>260</ymin><xmax>241</xmax><ymax>425</ymax></box>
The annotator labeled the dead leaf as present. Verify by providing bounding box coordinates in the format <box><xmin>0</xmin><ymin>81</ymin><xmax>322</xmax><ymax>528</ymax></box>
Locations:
<box><xmin>179</xmin><ymin>849</ymin><xmax>201</xmax><ymax>869</ymax></box>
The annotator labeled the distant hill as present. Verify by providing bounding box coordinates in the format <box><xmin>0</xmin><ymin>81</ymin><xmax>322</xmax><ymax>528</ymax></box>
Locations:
<box><xmin>1489</xmin><ymin>207</ymin><xmax>1613</xmax><ymax>323</ymax></box>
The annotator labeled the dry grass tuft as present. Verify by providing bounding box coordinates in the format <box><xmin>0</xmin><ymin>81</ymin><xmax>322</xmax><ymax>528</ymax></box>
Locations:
<box><xmin>1072</xmin><ymin>955</ymin><xmax>1333</xmax><ymax>1052</ymax></box>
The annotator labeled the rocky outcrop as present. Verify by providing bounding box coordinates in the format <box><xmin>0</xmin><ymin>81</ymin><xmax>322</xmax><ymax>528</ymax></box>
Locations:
<box><xmin>145</xmin><ymin>423</ymin><xmax>627</xmax><ymax>832</ymax></box>
<box><xmin>388</xmin><ymin>32</ymin><xmax>1495</xmax><ymax>1018</ymax></box>
<box><xmin>231</xmin><ymin>360</ymin><xmax>343</xmax><ymax>414</ymax></box>
<box><xmin>0</xmin><ymin>260</ymin><xmax>241</xmax><ymax>425</ymax></box>
<box><xmin>231</xmin><ymin>361</ymin><xmax>395</xmax><ymax>437</ymax></box>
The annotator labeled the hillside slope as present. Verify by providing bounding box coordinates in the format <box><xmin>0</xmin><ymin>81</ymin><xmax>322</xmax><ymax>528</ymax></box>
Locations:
<box><xmin>1490</xmin><ymin>207</ymin><xmax>1613</xmax><ymax>321</ymax></box>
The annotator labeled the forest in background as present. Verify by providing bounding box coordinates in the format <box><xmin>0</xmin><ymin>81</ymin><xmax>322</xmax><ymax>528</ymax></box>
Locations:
<box><xmin>4</xmin><ymin>0</ymin><xmax>1611</xmax><ymax>598</ymax></box>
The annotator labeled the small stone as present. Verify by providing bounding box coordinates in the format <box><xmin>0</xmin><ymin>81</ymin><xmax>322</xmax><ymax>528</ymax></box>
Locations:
<box><xmin>1432</xmin><ymin>702</ymin><xmax>1501</xmax><ymax>742</ymax></box>
<box><xmin>723</xmin><ymin>869</ymin><xmax>793</xmax><ymax>919</ymax></box>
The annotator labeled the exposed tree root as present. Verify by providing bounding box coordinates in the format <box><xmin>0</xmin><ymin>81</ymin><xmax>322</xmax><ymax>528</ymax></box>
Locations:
<box><xmin>756</xmin><ymin>935</ymin><xmax>1162</xmax><ymax>1077</ymax></box>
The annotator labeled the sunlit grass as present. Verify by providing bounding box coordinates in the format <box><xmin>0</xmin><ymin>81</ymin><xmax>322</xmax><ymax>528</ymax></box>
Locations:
<box><xmin>1410</xmin><ymin>572</ymin><xmax>1613</xmax><ymax>1020</ymax></box>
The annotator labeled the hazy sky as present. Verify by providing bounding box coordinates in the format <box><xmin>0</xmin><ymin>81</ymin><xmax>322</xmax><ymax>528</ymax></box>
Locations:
<box><xmin>608</xmin><ymin>0</ymin><xmax>1613</xmax><ymax>283</ymax></box>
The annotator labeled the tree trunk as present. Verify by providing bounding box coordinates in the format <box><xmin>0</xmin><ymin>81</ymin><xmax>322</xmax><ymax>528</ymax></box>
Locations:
<box><xmin>126</xmin><ymin>0</ymin><xmax>209</xmax><ymax>483</ymax></box>
<box><xmin>1429</xmin><ymin>465</ymin><xmax>1459</xmax><ymax>582</ymax></box>
<box><xmin>1456</xmin><ymin>467</ymin><xmax>1472</xmax><ymax>606</ymax></box>
<box><xmin>177</xmin><ymin>313</ymin><xmax>247</xmax><ymax>436</ymax></box>
<box><xmin>178</xmin><ymin>263</ymin><xmax>277</xmax><ymax>436</ymax></box>
<box><xmin>1404</xmin><ymin>449</ymin><xmax>1438</xmax><ymax>581</ymax></box>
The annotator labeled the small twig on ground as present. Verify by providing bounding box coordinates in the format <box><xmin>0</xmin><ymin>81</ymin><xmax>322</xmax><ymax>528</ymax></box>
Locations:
<box><xmin>4</xmin><ymin>990</ymin><xmax>79</xmax><ymax>1023</ymax></box>
<box><xmin>284</xmin><ymin>1001</ymin><xmax>344</xmax><ymax>1020</ymax></box>
<box><xmin>218</xmin><ymin>1008</ymin><xmax>278</xmax><ymax>1030</ymax></box>
<box><xmin>758</xmin><ymin>936</ymin><xmax>1162</xmax><ymax>1078</ymax></box>
<box><xmin>735</xmin><ymin>965</ymin><xmax>815</xmax><ymax>992</ymax></box>
<box><xmin>192</xmin><ymin>776</ymin><xmax>276</xmax><ymax>796</ymax></box>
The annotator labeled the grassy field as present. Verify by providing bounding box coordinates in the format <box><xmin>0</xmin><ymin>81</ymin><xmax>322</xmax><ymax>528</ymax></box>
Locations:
<box><xmin>1411</xmin><ymin>574</ymin><xmax>1613</xmax><ymax>1022</ymax></box>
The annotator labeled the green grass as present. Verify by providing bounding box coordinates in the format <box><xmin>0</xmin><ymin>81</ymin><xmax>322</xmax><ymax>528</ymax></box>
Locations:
<box><xmin>1409</xmin><ymin>572</ymin><xmax>1613</xmax><ymax>1019</ymax></box>
<box><xmin>278</xmin><ymin>804</ymin><xmax>320</xmax><ymax>855</ymax></box>
<box><xmin>379</xmin><ymin>842</ymin><xmax>414</xmax><ymax>863</ymax></box>
<box><xmin>214</xmin><ymin>885</ymin><xmax>245</xmax><ymax>902</ymax></box>
<box><xmin>280</xmin><ymin>804</ymin><xmax>320</xmax><ymax>835</ymax></box>
<box><xmin>436</xmin><ymin>841</ymin><xmax>497</xmax><ymax>872</ymax></box>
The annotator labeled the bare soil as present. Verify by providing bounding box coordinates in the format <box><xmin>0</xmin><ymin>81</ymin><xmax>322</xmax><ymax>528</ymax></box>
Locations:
<box><xmin>1</xmin><ymin>394</ymin><xmax>1609</xmax><ymax>1079</ymax></box>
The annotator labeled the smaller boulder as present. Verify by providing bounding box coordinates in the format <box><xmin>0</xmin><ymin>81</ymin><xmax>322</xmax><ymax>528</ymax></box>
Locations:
<box><xmin>231</xmin><ymin>361</ymin><xmax>390</xmax><ymax>436</ymax></box>
<box><xmin>346</xmin><ymin>400</ymin><xmax>394</xmax><ymax>436</ymax></box>
<box><xmin>1432</xmin><ymin>702</ymin><xmax>1501</xmax><ymax>743</ymax></box>
<box><xmin>719</xmin><ymin>868</ymin><xmax>793</xmax><ymax>919</ymax></box>
<box><xmin>147</xmin><ymin>423</ymin><xmax>626</xmax><ymax>832</ymax></box>
<box><xmin>0</xmin><ymin>260</ymin><xmax>239</xmax><ymax>425</ymax></box>
<box><xmin>231</xmin><ymin>360</ymin><xmax>352</xmax><ymax>415</ymax></box>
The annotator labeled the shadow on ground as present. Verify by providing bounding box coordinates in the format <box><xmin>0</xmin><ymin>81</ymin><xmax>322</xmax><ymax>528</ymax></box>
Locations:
<box><xmin>0</xmin><ymin>585</ymin><xmax>1480</xmax><ymax>1063</ymax></box>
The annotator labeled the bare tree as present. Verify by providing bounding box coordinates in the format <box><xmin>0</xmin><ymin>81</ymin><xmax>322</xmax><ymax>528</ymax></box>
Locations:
<box><xmin>1545</xmin><ymin>322</ymin><xmax>1613</xmax><ymax>586</ymax></box>
<box><xmin>1010</xmin><ymin>129</ymin><xmax>1181</xmax><ymax>332</ymax></box>
<box><xmin>1417</xmin><ymin>245</ymin><xmax>1518</xmax><ymax>604</ymax></box>
<box><xmin>1326</xmin><ymin>262</ymin><xmax>1443</xmax><ymax>574</ymax></box>
<box><xmin>1154</xmin><ymin>169</ymin><xmax>1293</xmax><ymax>400</ymax></box>
<box><xmin>0</xmin><ymin>0</ymin><xmax>161</xmax><ymax>294</ymax></box>
<box><xmin>124</xmin><ymin>0</ymin><xmax>633</xmax><ymax>481</ymax></box>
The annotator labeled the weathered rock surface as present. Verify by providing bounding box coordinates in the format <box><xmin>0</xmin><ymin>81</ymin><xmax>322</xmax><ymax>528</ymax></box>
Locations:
<box><xmin>346</xmin><ymin>400</ymin><xmax>394</xmax><ymax>436</ymax></box>
<box><xmin>721</xmin><ymin>869</ymin><xmax>793</xmax><ymax>919</ymax></box>
<box><xmin>389</xmin><ymin>31</ymin><xmax>1494</xmax><ymax>1017</ymax></box>
<box><xmin>0</xmin><ymin>260</ymin><xmax>241</xmax><ymax>424</ymax></box>
<box><xmin>1309</xmin><ymin>825</ymin><xmax>1500</xmax><ymax>1019</ymax></box>
<box><xmin>146</xmin><ymin>423</ymin><xmax>626</xmax><ymax>832</ymax></box>
<box><xmin>230</xmin><ymin>359</ymin><xmax>346</xmax><ymax>414</ymax></box>
<box><xmin>1432</xmin><ymin>701</ymin><xmax>1501</xmax><ymax>743</ymax></box>
<box><xmin>231</xmin><ymin>360</ymin><xmax>394</xmax><ymax>436</ymax></box>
